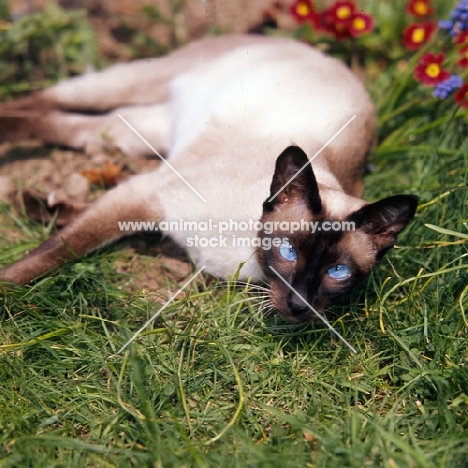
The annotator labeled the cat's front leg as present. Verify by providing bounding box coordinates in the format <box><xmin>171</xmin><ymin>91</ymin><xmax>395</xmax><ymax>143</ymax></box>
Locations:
<box><xmin>0</xmin><ymin>173</ymin><xmax>163</xmax><ymax>286</ymax></box>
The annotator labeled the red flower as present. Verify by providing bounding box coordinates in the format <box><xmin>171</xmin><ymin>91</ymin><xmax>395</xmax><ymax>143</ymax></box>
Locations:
<box><xmin>321</xmin><ymin>1</ymin><xmax>354</xmax><ymax>38</ymax></box>
<box><xmin>402</xmin><ymin>22</ymin><xmax>437</xmax><ymax>50</ymax></box>
<box><xmin>322</xmin><ymin>21</ymin><xmax>351</xmax><ymax>40</ymax></box>
<box><xmin>406</xmin><ymin>0</ymin><xmax>434</xmax><ymax>17</ymax></box>
<box><xmin>348</xmin><ymin>12</ymin><xmax>374</xmax><ymax>37</ymax></box>
<box><xmin>414</xmin><ymin>53</ymin><xmax>450</xmax><ymax>86</ymax></box>
<box><xmin>321</xmin><ymin>1</ymin><xmax>356</xmax><ymax>40</ymax></box>
<box><xmin>454</xmin><ymin>83</ymin><xmax>468</xmax><ymax>107</ymax></box>
<box><xmin>289</xmin><ymin>0</ymin><xmax>320</xmax><ymax>28</ymax></box>
<box><xmin>455</xmin><ymin>31</ymin><xmax>468</xmax><ymax>44</ymax></box>
<box><xmin>457</xmin><ymin>46</ymin><xmax>468</xmax><ymax>68</ymax></box>
<box><xmin>324</xmin><ymin>1</ymin><xmax>355</xmax><ymax>24</ymax></box>
<box><xmin>291</xmin><ymin>0</ymin><xmax>375</xmax><ymax>41</ymax></box>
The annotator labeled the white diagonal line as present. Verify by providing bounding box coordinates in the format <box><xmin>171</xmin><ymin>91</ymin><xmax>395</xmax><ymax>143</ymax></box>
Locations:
<box><xmin>118</xmin><ymin>114</ymin><xmax>207</xmax><ymax>203</ymax></box>
<box><xmin>268</xmin><ymin>114</ymin><xmax>356</xmax><ymax>202</ymax></box>
<box><xmin>117</xmin><ymin>266</ymin><xmax>206</xmax><ymax>354</ymax></box>
<box><xmin>268</xmin><ymin>266</ymin><xmax>357</xmax><ymax>354</ymax></box>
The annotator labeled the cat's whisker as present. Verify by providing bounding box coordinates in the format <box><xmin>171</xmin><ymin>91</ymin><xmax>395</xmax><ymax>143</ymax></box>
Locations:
<box><xmin>219</xmin><ymin>280</ymin><xmax>270</xmax><ymax>294</ymax></box>
<box><xmin>241</xmin><ymin>287</ymin><xmax>270</xmax><ymax>294</ymax></box>
<box><xmin>201</xmin><ymin>281</ymin><xmax>268</xmax><ymax>296</ymax></box>
<box><xmin>236</xmin><ymin>280</ymin><xmax>269</xmax><ymax>286</ymax></box>
<box><xmin>227</xmin><ymin>295</ymin><xmax>269</xmax><ymax>308</ymax></box>
<box><xmin>258</xmin><ymin>303</ymin><xmax>276</xmax><ymax>318</ymax></box>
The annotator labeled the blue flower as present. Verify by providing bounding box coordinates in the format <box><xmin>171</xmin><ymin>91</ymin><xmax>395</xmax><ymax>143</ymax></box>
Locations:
<box><xmin>439</xmin><ymin>20</ymin><xmax>453</xmax><ymax>30</ymax></box>
<box><xmin>433</xmin><ymin>75</ymin><xmax>463</xmax><ymax>99</ymax></box>
<box><xmin>441</xmin><ymin>0</ymin><xmax>468</xmax><ymax>36</ymax></box>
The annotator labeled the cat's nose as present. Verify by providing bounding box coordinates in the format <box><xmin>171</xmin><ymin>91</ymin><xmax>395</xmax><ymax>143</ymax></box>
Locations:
<box><xmin>287</xmin><ymin>288</ymin><xmax>311</xmax><ymax>316</ymax></box>
<box><xmin>287</xmin><ymin>297</ymin><xmax>309</xmax><ymax>317</ymax></box>
<box><xmin>288</xmin><ymin>286</ymin><xmax>309</xmax><ymax>317</ymax></box>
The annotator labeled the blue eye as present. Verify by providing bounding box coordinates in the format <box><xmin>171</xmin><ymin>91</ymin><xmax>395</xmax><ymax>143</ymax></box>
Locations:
<box><xmin>326</xmin><ymin>264</ymin><xmax>351</xmax><ymax>280</ymax></box>
<box><xmin>279</xmin><ymin>240</ymin><xmax>297</xmax><ymax>262</ymax></box>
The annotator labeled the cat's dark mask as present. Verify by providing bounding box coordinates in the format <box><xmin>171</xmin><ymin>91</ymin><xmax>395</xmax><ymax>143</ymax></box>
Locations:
<box><xmin>257</xmin><ymin>146</ymin><xmax>418</xmax><ymax>321</ymax></box>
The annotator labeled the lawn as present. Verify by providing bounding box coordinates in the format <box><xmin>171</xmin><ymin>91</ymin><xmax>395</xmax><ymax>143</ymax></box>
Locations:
<box><xmin>0</xmin><ymin>1</ymin><xmax>468</xmax><ymax>467</ymax></box>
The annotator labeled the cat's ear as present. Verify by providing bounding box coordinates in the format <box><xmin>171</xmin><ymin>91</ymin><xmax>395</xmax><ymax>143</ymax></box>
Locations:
<box><xmin>348</xmin><ymin>194</ymin><xmax>418</xmax><ymax>257</ymax></box>
<box><xmin>263</xmin><ymin>146</ymin><xmax>322</xmax><ymax>214</ymax></box>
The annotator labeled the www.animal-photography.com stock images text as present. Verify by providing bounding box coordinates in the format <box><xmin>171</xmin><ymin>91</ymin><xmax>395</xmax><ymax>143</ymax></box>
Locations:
<box><xmin>0</xmin><ymin>0</ymin><xmax>467</xmax><ymax>467</ymax></box>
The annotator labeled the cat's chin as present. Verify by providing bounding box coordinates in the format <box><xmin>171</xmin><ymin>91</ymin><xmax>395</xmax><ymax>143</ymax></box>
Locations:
<box><xmin>274</xmin><ymin>310</ymin><xmax>318</xmax><ymax>323</ymax></box>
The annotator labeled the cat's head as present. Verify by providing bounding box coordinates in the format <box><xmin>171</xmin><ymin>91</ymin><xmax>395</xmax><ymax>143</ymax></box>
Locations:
<box><xmin>257</xmin><ymin>146</ymin><xmax>418</xmax><ymax>321</ymax></box>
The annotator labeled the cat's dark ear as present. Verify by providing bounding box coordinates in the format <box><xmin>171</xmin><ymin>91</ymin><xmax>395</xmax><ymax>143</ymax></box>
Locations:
<box><xmin>263</xmin><ymin>146</ymin><xmax>321</xmax><ymax>214</ymax></box>
<box><xmin>348</xmin><ymin>194</ymin><xmax>418</xmax><ymax>258</ymax></box>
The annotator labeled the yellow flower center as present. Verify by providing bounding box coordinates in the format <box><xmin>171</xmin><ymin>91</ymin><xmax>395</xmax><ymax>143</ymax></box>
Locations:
<box><xmin>412</xmin><ymin>28</ymin><xmax>426</xmax><ymax>43</ymax></box>
<box><xmin>297</xmin><ymin>2</ymin><xmax>310</xmax><ymax>17</ymax></box>
<box><xmin>336</xmin><ymin>6</ymin><xmax>352</xmax><ymax>20</ymax></box>
<box><xmin>426</xmin><ymin>63</ymin><xmax>440</xmax><ymax>78</ymax></box>
<box><xmin>465</xmin><ymin>49</ymin><xmax>468</xmax><ymax>59</ymax></box>
<box><xmin>353</xmin><ymin>17</ymin><xmax>366</xmax><ymax>30</ymax></box>
<box><xmin>414</xmin><ymin>1</ymin><xmax>429</xmax><ymax>15</ymax></box>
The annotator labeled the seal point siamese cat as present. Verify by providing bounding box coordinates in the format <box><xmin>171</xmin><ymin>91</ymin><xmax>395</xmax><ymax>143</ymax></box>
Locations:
<box><xmin>0</xmin><ymin>34</ymin><xmax>418</xmax><ymax>322</ymax></box>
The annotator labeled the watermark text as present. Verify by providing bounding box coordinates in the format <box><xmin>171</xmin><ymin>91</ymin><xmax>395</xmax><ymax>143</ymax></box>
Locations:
<box><xmin>117</xmin><ymin>219</ymin><xmax>355</xmax><ymax>235</ymax></box>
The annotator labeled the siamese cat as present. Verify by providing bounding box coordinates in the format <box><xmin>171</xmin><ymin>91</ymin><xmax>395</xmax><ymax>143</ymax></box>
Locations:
<box><xmin>0</xmin><ymin>34</ymin><xmax>417</xmax><ymax>321</ymax></box>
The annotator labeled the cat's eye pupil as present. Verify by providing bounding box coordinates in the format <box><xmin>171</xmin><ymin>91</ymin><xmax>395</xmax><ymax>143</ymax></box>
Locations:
<box><xmin>326</xmin><ymin>264</ymin><xmax>351</xmax><ymax>279</ymax></box>
<box><xmin>278</xmin><ymin>241</ymin><xmax>297</xmax><ymax>262</ymax></box>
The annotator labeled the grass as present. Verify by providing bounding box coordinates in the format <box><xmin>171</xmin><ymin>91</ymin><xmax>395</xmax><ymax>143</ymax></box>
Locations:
<box><xmin>1</xmin><ymin>2</ymin><xmax>468</xmax><ymax>467</ymax></box>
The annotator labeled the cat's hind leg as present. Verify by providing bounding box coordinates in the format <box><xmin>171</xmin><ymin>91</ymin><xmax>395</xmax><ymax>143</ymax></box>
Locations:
<box><xmin>0</xmin><ymin>103</ymin><xmax>171</xmax><ymax>157</ymax></box>
<box><xmin>0</xmin><ymin>55</ymin><xmax>177</xmax><ymax>114</ymax></box>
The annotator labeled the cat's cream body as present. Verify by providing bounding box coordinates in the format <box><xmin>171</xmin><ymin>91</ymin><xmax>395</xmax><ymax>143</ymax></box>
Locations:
<box><xmin>156</xmin><ymin>37</ymin><xmax>372</xmax><ymax>279</ymax></box>
<box><xmin>0</xmin><ymin>35</ymin><xmax>416</xmax><ymax>320</ymax></box>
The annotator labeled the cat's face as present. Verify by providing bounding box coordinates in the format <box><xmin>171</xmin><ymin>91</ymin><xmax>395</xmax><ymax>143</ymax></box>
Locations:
<box><xmin>257</xmin><ymin>146</ymin><xmax>418</xmax><ymax>321</ymax></box>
